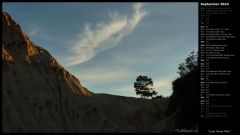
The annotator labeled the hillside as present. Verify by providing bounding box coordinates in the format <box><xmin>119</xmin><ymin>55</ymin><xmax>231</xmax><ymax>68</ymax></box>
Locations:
<box><xmin>2</xmin><ymin>12</ymin><xmax>174</xmax><ymax>133</ymax></box>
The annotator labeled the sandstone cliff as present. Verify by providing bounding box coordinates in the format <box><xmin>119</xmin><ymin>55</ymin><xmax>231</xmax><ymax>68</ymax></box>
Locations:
<box><xmin>2</xmin><ymin>12</ymin><xmax>174</xmax><ymax>133</ymax></box>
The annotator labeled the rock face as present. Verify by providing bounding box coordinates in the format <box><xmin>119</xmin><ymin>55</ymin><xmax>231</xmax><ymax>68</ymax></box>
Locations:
<box><xmin>2</xmin><ymin>12</ymin><xmax>173</xmax><ymax>132</ymax></box>
<box><xmin>2</xmin><ymin>12</ymin><xmax>92</xmax><ymax>95</ymax></box>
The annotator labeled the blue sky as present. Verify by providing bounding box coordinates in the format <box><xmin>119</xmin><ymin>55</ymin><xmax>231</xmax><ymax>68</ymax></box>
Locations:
<box><xmin>3</xmin><ymin>2</ymin><xmax>198</xmax><ymax>97</ymax></box>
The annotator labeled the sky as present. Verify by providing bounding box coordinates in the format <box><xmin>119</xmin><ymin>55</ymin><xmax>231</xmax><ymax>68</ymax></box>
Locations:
<box><xmin>3</xmin><ymin>2</ymin><xmax>198</xmax><ymax>97</ymax></box>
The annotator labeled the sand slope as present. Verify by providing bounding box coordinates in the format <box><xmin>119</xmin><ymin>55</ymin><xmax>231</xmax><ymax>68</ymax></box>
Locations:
<box><xmin>2</xmin><ymin>12</ymin><xmax>174</xmax><ymax>133</ymax></box>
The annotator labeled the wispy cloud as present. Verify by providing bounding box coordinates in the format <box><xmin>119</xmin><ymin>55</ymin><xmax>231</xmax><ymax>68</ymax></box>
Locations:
<box><xmin>26</xmin><ymin>25</ymin><xmax>70</xmax><ymax>45</ymax></box>
<box><xmin>113</xmin><ymin>85</ymin><xmax>136</xmax><ymax>97</ymax></box>
<box><xmin>27</xmin><ymin>25</ymin><xmax>41</xmax><ymax>37</ymax></box>
<box><xmin>64</xmin><ymin>3</ymin><xmax>149</xmax><ymax>66</ymax></box>
<box><xmin>76</xmin><ymin>67</ymin><xmax>130</xmax><ymax>83</ymax></box>
<box><xmin>154</xmin><ymin>80</ymin><xmax>171</xmax><ymax>91</ymax></box>
<box><xmin>153</xmin><ymin>77</ymin><xmax>175</xmax><ymax>97</ymax></box>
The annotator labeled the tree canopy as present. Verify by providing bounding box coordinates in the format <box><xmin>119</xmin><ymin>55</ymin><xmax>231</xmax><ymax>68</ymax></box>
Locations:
<box><xmin>166</xmin><ymin>51</ymin><xmax>198</xmax><ymax>129</ymax></box>
<box><xmin>134</xmin><ymin>75</ymin><xmax>157</xmax><ymax>99</ymax></box>
<box><xmin>177</xmin><ymin>51</ymin><xmax>198</xmax><ymax>77</ymax></box>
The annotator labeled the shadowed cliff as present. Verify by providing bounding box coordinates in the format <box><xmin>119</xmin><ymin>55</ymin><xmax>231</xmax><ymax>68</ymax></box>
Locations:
<box><xmin>2</xmin><ymin>12</ymin><xmax>175</xmax><ymax>133</ymax></box>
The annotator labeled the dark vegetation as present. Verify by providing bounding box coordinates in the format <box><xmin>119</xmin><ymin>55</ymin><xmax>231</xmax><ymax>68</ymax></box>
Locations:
<box><xmin>166</xmin><ymin>51</ymin><xmax>198</xmax><ymax>129</ymax></box>
<box><xmin>134</xmin><ymin>75</ymin><xmax>157</xmax><ymax>99</ymax></box>
<box><xmin>134</xmin><ymin>51</ymin><xmax>198</xmax><ymax>129</ymax></box>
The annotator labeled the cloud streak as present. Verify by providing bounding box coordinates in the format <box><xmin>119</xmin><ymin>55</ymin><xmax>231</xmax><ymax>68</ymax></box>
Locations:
<box><xmin>27</xmin><ymin>25</ymin><xmax>41</xmax><ymax>37</ymax></box>
<box><xmin>77</xmin><ymin>68</ymin><xmax>129</xmax><ymax>83</ymax></box>
<box><xmin>64</xmin><ymin>3</ymin><xmax>149</xmax><ymax>66</ymax></box>
<box><xmin>154</xmin><ymin>80</ymin><xmax>172</xmax><ymax>96</ymax></box>
<box><xmin>28</xmin><ymin>28</ymin><xmax>40</xmax><ymax>37</ymax></box>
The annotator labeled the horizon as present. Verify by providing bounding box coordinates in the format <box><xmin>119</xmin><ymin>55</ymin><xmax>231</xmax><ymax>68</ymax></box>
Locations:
<box><xmin>3</xmin><ymin>2</ymin><xmax>198</xmax><ymax>97</ymax></box>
